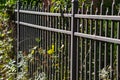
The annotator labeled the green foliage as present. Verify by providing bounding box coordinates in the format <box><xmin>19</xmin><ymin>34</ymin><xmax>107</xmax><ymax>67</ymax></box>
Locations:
<box><xmin>17</xmin><ymin>43</ymin><xmax>65</xmax><ymax>80</ymax></box>
<box><xmin>0</xmin><ymin>0</ymin><xmax>16</xmax><ymax>12</ymax></box>
<box><xmin>17</xmin><ymin>47</ymin><xmax>48</xmax><ymax>80</ymax></box>
<box><xmin>50</xmin><ymin>0</ymin><xmax>86</xmax><ymax>12</ymax></box>
<box><xmin>50</xmin><ymin>0</ymin><xmax>72</xmax><ymax>12</ymax></box>
<box><xmin>0</xmin><ymin>0</ymin><xmax>16</xmax><ymax>80</ymax></box>
<box><xmin>0</xmin><ymin>12</ymin><xmax>16</xmax><ymax>80</ymax></box>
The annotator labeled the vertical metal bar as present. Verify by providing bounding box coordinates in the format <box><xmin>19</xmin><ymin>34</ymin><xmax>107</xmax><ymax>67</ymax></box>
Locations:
<box><xmin>44</xmin><ymin>6</ymin><xmax>47</xmax><ymax>76</ymax></box>
<box><xmin>32</xmin><ymin>6</ymin><xmax>35</xmax><ymax>78</ymax></box>
<box><xmin>28</xmin><ymin>3</ymin><xmax>31</xmax><ymax>78</ymax></box>
<box><xmin>61</xmin><ymin>12</ymin><xmax>64</xmax><ymax>80</ymax></box>
<box><xmin>30</xmin><ymin>4</ymin><xmax>33</xmax><ymax>78</ymax></box>
<box><xmin>35</xmin><ymin>5</ymin><xmax>38</xmax><ymax>78</ymax></box>
<box><xmin>42</xmin><ymin>4</ymin><xmax>45</xmax><ymax>74</ymax></box>
<box><xmin>48</xmin><ymin>5</ymin><xmax>52</xmax><ymax>80</ymax></box>
<box><xmin>68</xmin><ymin>10</ymin><xmax>71</xmax><ymax>80</ymax></box>
<box><xmin>80</xmin><ymin>2</ymin><xmax>85</xmax><ymax>80</ymax></box>
<box><xmin>44</xmin><ymin>6</ymin><xmax>46</xmax><ymax>77</ymax></box>
<box><xmin>33</xmin><ymin>6</ymin><xmax>36</xmax><ymax>78</ymax></box>
<box><xmin>46</xmin><ymin>6</ymin><xmax>48</xmax><ymax>78</ymax></box>
<box><xmin>64</xmin><ymin>8</ymin><xmax>68</xmax><ymax>79</ymax></box>
<box><xmin>89</xmin><ymin>1</ymin><xmax>93</xmax><ymax>80</ymax></box>
<box><xmin>104</xmin><ymin>8</ymin><xmax>109</xmax><ymax>68</ymax></box>
<box><xmin>85</xmin><ymin>7</ymin><xmax>89</xmax><ymax>80</ymax></box>
<box><xmin>46</xmin><ymin>7</ymin><xmax>48</xmax><ymax>80</ymax></box>
<box><xmin>52</xmin><ymin>12</ymin><xmax>56</xmax><ymax>80</ymax></box>
<box><xmin>36</xmin><ymin>4</ymin><xmax>39</xmax><ymax>77</ymax></box>
<box><xmin>53</xmin><ymin>9</ymin><xmax>57</xmax><ymax>80</ymax></box>
<box><xmin>76</xmin><ymin>9</ymin><xmax>80</xmax><ymax>80</ymax></box>
<box><xmin>117</xmin><ymin>8</ymin><xmax>120</xmax><ymax>80</ymax></box>
<box><xmin>17</xmin><ymin>0</ymin><xmax>20</xmax><ymax>78</ymax></box>
<box><xmin>110</xmin><ymin>1</ymin><xmax>115</xmax><ymax>79</ymax></box>
<box><xmin>94</xmin><ymin>8</ymin><xmax>98</xmax><ymax>80</ymax></box>
<box><xmin>59</xmin><ymin>7</ymin><xmax>62</xmax><ymax>80</ymax></box>
<box><xmin>54</xmin><ymin>10</ymin><xmax>58</xmax><ymax>80</ymax></box>
<box><xmin>23</xmin><ymin>5</ymin><xmax>25</xmax><ymax>52</ymax></box>
<box><xmin>57</xmin><ymin>6</ymin><xmax>61</xmax><ymax>80</ymax></box>
<box><xmin>117</xmin><ymin>23</ymin><xmax>120</xmax><ymax>80</ymax></box>
<box><xmin>56</xmin><ymin>11</ymin><xmax>59</xmax><ymax>80</ymax></box>
<box><xmin>70</xmin><ymin>0</ymin><xmax>78</xmax><ymax>80</ymax></box>
<box><xmin>99</xmin><ymin>1</ymin><xmax>103</xmax><ymax>80</ymax></box>
<box><xmin>39</xmin><ymin>7</ymin><xmax>42</xmax><ymax>74</ymax></box>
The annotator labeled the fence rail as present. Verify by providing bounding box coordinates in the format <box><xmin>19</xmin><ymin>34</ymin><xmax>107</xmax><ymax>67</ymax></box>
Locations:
<box><xmin>15</xmin><ymin>0</ymin><xmax>120</xmax><ymax>80</ymax></box>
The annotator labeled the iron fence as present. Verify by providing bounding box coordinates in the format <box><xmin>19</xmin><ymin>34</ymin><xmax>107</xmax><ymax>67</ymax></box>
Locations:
<box><xmin>15</xmin><ymin>0</ymin><xmax>120</xmax><ymax>80</ymax></box>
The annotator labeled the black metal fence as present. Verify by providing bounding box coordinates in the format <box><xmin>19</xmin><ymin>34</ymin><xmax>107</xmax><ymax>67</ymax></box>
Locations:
<box><xmin>15</xmin><ymin>0</ymin><xmax>120</xmax><ymax>80</ymax></box>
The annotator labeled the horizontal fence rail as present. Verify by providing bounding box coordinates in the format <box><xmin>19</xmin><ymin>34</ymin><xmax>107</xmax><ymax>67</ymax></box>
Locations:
<box><xmin>15</xmin><ymin>0</ymin><xmax>120</xmax><ymax>80</ymax></box>
<box><xmin>15</xmin><ymin>21</ymin><xmax>120</xmax><ymax>44</ymax></box>
<box><xmin>14</xmin><ymin>10</ymin><xmax>72</xmax><ymax>17</ymax></box>
<box><xmin>15</xmin><ymin>21</ymin><xmax>71</xmax><ymax>35</ymax></box>
<box><xmin>15</xmin><ymin>10</ymin><xmax>120</xmax><ymax>20</ymax></box>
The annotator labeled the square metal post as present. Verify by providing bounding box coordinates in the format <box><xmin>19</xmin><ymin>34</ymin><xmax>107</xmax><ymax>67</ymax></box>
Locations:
<box><xmin>70</xmin><ymin>0</ymin><xmax>78</xmax><ymax>80</ymax></box>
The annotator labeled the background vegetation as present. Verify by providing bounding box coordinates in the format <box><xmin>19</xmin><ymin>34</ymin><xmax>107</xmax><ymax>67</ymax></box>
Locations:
<box><xmin>0</xmin><ymin>0</ymin><xmax>16</xmax><ymax>79</ymax></box>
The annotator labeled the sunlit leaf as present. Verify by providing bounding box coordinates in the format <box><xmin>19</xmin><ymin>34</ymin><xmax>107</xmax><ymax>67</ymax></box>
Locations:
<box><xmin>47</xmin><ymin>45</ymin><xmax>55</xmax><ymax>55</ymax></box>
<box><xmin>31</xmin><ymin>49</ymin><xmax>35</xmax><ymax>54</ymax></box>
<box><xmin>35</xmin><ymin>38</ymin><xmax>41</xmax><ymax>43</ymax></box>
<box><xmin>47</xmin><ymin>49</ymin><xmax>54</xmax><ymax>55</ymax></box>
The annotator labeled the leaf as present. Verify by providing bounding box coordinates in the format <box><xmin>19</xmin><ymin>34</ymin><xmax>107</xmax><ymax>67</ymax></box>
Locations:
<box><xmin>7</xmin><ymin>30</ymin><xmax>12</xmax><ymax>34</ymax></box>
<box><xmin>31</xmin><ymin>50</ymin><xmax>35</xmax><ymax>54</ymax></box>
<box><xmin>33</xmin><ymin>46</ymin><xmax>38</xmax><ymax>50</ymax></box>
<box><xmin>1</xmin><ymin>33</ymin><xmax>5</xmax><ymax>37</ymax></box>
<box><xmin>47</xmin><ymin>49</ymin><xmax>54</xmax><ymax>55</ymax></box>
<box><xmin>47</xmin><ymin>45</ymin><xmax>55</xmax><ymax>55</ymax></box>
<box><xmin>52</xmin><ymin>45</ymin><xmax>54</xmax><ymax>50</ymax></box>
<box><xmin>55</xmin><ymin>63</ymin><xmax>59</xmax><ymax>67</ymax></box>
<box><xmin>35</xmin><ymin>38</ymin><xmax>41</xmax><ymax>43</ymax></box>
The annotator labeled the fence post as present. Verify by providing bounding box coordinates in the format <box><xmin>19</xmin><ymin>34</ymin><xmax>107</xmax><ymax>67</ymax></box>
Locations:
<box><xmin>70</xmin><ymin>0</ymin><xmax>78</xmax><ymax>80</ymax></box>
<box><xmin>17</xmin><ymin>0</ymin><xmax>20</xmax><ymax>78</ymax></box>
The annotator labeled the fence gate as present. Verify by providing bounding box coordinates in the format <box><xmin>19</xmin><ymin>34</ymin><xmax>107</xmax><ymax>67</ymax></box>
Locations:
<box><xmin>15</xmin><ymin>0</ymin><xmax>120</xmax><ymax>80</ymax></box>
